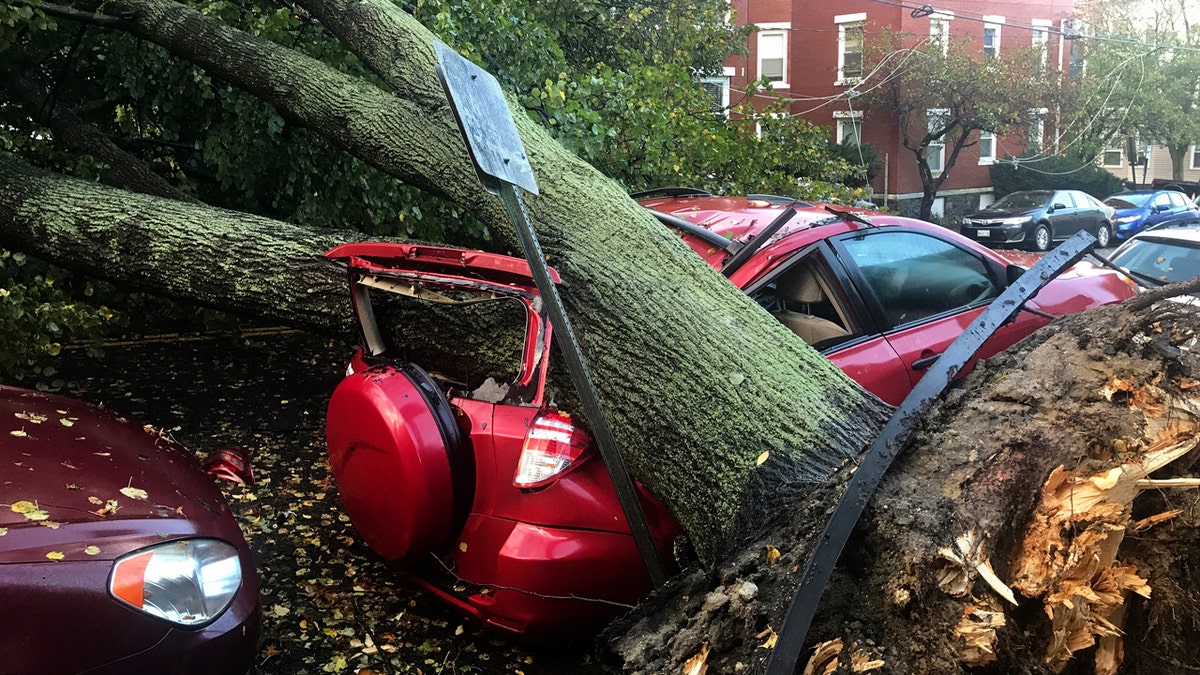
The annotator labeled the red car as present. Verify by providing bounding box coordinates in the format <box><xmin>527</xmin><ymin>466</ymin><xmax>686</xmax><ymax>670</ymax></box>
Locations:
<box><xmin>0</xmin><ymin>386</ymin><xmax>261</xmax><ymax>673</ymax></box>
<box><xmin>322</xmin><ymin>196</ymin><xmax>1136</xmax><ymax>640</ymax></box>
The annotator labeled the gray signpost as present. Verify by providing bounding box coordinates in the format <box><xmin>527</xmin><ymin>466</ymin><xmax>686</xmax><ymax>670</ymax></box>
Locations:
<box><xmin>434</xmin><ymin>41</ymin><xmax>668</xmax><ymax>587</ymax></box>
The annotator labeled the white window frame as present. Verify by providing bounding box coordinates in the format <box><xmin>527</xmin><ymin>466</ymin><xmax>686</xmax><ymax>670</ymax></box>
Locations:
<box><xmin>1102</xmin><ymin>141</ymin><xmax>1124</xmax><ymax>167</ymax></box>
<box><xmin>698</xmin><ymin>76</ymin><xmax>731</xmax><ymax>118</ymax></box>
<box><xmin>835</xmin><ymin>13</ymin><xmax>867</xmax><ymax>85</ymax></box>
<box><xmin>982</xmin><ymin>16</ymin><xmax>1004</xmax><ymax>58</ymax></box>
<box><xmin>1032</xmin><ymin>19</ymin><xmax>1051</xmax><ymax>67</ymax></box>
<box><xmin>1028</xmin><ymin>108</ymin><xmax>1047</xmax><ymax>150</ymax></box>
<box><xmin>930</xmin><ymin>12</ymin><xmax>953</xmax><ymax>55</ymax></box>
<box><xmin>927</xmin><ymin>108</ymin><xmax>949</xmax><ymax>175</ymax></box>
<box><xmin>978</xmin><ymin>130</ymin><xmax>996</xmax><ymax>165</ymax></box>
<box><xmin>834</xmin><ymin>110</ymin><xmax>864</xmax><ymax>146</ymax></box>
<box><xmin>757</xmin><ymin>23</ymin><xmax>790</xmax><ymax>88</ymax></box>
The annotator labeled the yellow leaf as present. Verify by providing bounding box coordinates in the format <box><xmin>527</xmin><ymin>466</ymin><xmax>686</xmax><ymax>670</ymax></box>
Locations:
<box><xmin>83</xmin><ymin>545</ymin><xmax>100</xmax><ymax>556</ymax></box>
<box><xmin>0</xmin><ymin>528</ymin><xmax>7</xmax><ymax>536</ymax></box>
<box><xmin>459</xmin><ymin>542</ymin><xmax>468</xmax><ymax>553</ymax></box>
<box><xmin>766</xmin><ymin>545</ymin><xmax>781</xmax><ymax>565</ymax></box>
<box><xmin>10</xmin><ymin>429</ymin><xmax>27</xmax><ymax>438</ymax></box>
<box><xmin>756</xmin><ymin>452</ymin><xmax>770</xmax><ymax>467</ymax></box>
<box><xmin>11</xmin><ymin>501</ymin><xmax>37</xmax><ymax>514</ymax></box>
<box><xmin>60</xmin><ymin>418</ymin><xmax>75</xmax><ymax>427</ymax></box>
<box><xmin>455</xmin><ymin>625</ymin><xmax>464</xmax><ymax>636</ymax></box>
<box><xmin>299</xmin><ymin>619</ymin><xmax>308</xmax><ymax>629</ymax></box>
<box><xmin>120</xmin><ymin>486</ymin><xmax>149</xmax><ymax>500</ymax></box>
<box><xmin>45</xmin><ymin>551</ymin><xmax>64</xmax><ymax>561</ymax></box>
<box><xmin>759</xmin><ymin>627</ymin><xmax>778</xmax><ymax>649</ymax></box>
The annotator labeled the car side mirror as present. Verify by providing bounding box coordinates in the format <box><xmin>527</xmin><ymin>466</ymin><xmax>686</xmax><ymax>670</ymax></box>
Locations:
<box><xmin>1006</xmin><ymin>264</ymin><xmax>1027</xmax><ymax>286</ymax></box>
<box><xmin>1051</xmin><ymin>203</ymin><xmax>1067</xmax><ymax>211</ymax></box>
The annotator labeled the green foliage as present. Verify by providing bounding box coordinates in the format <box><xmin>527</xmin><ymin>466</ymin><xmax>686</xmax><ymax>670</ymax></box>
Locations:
<box><xmin>0</xmin><ymin>250</ymin><xmax>114</xmax><ymax>383</ymax></box>
<box><xmin>988</xmin><ymin>153</ymin><xmax>1126</xmax><ymax>199</ymax></box>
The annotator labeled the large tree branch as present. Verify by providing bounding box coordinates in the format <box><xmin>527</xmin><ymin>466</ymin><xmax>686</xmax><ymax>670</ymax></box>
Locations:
<box><xmin>1</xmin><ymin>70</ymin><xmax>193</xmax><ymax>202</ymax></box>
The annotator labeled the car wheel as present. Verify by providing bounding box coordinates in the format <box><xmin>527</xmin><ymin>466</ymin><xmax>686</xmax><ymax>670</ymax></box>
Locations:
<box><xmin>1031</xmin><ymin>223</ymin><xmax>1052</xmax><ymax>252</ymax></box>
<box><xmin>1095</xmin><ymin>222</ymin><xmax>1112</xmax><ymax>248</ymax></box>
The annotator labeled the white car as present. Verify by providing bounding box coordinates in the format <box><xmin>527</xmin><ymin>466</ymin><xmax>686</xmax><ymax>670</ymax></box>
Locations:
<box><xmin>1109</xmin><ymin>226</ymin><xmax>1200</xmax><ymax>299</ymax></box>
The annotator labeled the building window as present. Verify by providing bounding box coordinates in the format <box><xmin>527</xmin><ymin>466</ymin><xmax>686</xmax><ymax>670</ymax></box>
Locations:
<box><xmin>930</xmin><ymin>13</ymin><xmax>952</xmax><ymax>55</ymax></box>
<box><xmin>835</xmin><ymin>13</ymin><xmax>866</xmax><ymax>84</ymax></box>
<box><xmin>1032</xmin><ymin>19</ymin><xmax>1051</xmax><ymax>67</ymax></box>
<box><xmin>982</xmin><ymin>16</ymin><xmax>1003</xmax><ymax>58</ymax></box>
<box><xmin>927</xmin><ymin>108</ymin><xmax>948</xmax><ymax>174</ymax></box>
<box><xmin>837</xmin><ymin>118</ymin><xmax>862</xmax><ymax>146</ymax></box>
<box><xmin>1028</xmin><ymin>108</ymin><xmax>1047</xmax><ymax>151</ymax></box>
<box><xmin>757</xmin><ymin>24</ymin><xmax>789</xmax><ymax>86</ymax></box>
<box><xmin>979</xmin><ymin>131</ymin><xmax>995</xmax><ymax>164</ymax></box>
<box><xmin>698</xmin><ymin>76</ymin><xmax>730</xmax><ymax>117</ymax></box>
<box><xmin>1102</xmin><ymin>142</ymin><xmax>1124</xmax><ymax>167</ymax></box>
<box><xmin>1190</xmin><ymin>145</ymin><xmax>1200</xmax><ymax>170</ymax></box>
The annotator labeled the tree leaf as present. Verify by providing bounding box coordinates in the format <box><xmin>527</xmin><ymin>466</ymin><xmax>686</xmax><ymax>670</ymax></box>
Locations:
<box><xmin>45</xmin><ymin>551</ymin><xmax>64</xmax><ymax>561</ymax></box>
<box><xmin>120</xmin><ymin>486</ymin><xmax>149</xmax><ymax>500</ymax></box>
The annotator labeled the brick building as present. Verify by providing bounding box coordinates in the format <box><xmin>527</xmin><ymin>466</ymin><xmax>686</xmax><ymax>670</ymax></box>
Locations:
<box><xmin>715</xmin><ymin>0</ymin><xmax>1079</xmax><ymax>218</ymax></box>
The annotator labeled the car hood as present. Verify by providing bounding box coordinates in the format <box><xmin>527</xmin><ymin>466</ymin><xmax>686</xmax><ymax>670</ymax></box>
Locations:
<box><xmin>0</xmin><ymin>386</ymin><xmax>235</xmax><ymax>564</ymax></box>
<box><xmin>965</xmin><ymin>208</ymin><xmax>1034</xmax><ymax>220</ymax></box>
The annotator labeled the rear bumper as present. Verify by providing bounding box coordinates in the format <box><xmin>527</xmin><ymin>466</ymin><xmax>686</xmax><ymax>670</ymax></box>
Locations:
<box><xmin>410</xmin><ymin>514</ymin><xmax>678</xmax><ymax>641</ymax></box>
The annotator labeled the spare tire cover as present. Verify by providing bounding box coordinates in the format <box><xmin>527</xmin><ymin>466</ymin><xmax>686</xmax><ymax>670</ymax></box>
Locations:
<box><xmin>326</xmin><ymin>365</ymin><xmax>460</xmax><ymax>561</ymax></box>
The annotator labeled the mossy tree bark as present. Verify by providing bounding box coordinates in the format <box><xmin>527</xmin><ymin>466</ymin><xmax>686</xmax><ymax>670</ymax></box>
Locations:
<box><xmin>0</xmin><ymin>0</ymin><xmax>888</xmax><ymax>559</ymax></box>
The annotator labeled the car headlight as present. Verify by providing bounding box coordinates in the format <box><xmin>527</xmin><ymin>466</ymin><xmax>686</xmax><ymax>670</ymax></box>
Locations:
<box><xmin>997</xmin><ymin>216</ymin><xmax>1031</xmax><ymax>225</ymax></box>
<box><xmin>110</xmin><ymin>539</ymin><xmax>243</xmax><ymax>626</ymax></box>
<box><xmin>1116</xmin><ymin>215</ymin><xmax>1141</xmax><ymax>223</ymax></box>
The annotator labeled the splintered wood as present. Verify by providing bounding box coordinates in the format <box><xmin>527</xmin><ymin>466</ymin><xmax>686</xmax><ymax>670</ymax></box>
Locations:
<box><xmin>946</xmin><ymin>376</ymin><xmax>1199</xmax><ymax>673</ymax></box>
<box><xmin>800</xmin><ymin>639</ymin><xmax>884</xmax><ymax>675</ymax></box>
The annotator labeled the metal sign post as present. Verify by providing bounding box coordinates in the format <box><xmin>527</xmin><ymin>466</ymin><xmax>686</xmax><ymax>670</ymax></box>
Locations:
<box><xmin>434</xmin><ymin>41</ymin><xmax>668</xmax><ymax>587</ymax></box>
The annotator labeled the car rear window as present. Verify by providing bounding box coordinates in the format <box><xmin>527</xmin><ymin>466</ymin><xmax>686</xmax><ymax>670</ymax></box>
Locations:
<box><xmin>1112</xmin><ymin>238</ymin><xmax>1200</xmax><ymax>284</ymax></box>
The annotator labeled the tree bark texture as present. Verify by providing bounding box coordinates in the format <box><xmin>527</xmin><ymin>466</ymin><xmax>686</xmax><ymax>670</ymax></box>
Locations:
<box><xmin>607</xmin><ymin>293</ymin><xmax>1200</xmax><ymax>674</ymax></box>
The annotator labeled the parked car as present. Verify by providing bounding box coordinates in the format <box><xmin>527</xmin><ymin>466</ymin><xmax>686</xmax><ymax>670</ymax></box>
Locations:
<box><xmin>321</xmin><ymin>196</ymin><xmax>1136</xmax><ymax>640</ymax></box>
<box><xmin>0</xmin><ymin>385</ymin><xmax>261</xmax><ymax>673</ymax></box>
<box><xmin>1108</xmin><ymin>226</ymin><xmax>1200</xmax><ymax>292</ymax></box>
<box><xmin>1103</xmin><ymin>189</ymin><xmax>1200</xmax><ymax>240</ymax></box>
<box><xmin>959</xmin><ymin>189</ymin><xmax>1115</xmax><ymax>251</ymax></box>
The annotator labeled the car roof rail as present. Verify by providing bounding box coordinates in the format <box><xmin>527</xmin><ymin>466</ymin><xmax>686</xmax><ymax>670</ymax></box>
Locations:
<box><xmin>628</xmin><ymin>187</ymin><xmax>713</xmax><ymax>200</ymax></box>
<box><xmin>645</xmin><ymin>209</ymin><xmax>742</xmax><ymax>255</ymax></box>
<box><xmin>747</xmin><ymin>193</ymin><xmax>816</xmax><ymax>208</ymax></box>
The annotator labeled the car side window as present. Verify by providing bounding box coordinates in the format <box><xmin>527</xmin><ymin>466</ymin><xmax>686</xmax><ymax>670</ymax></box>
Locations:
<box><xmin>755</xmin><ymin>252</ymin><xmax>863</xmax><ymax>349</ymax></box>
<box><xmin>1169</xmin><ymin>192</ymin><xmax>1188</xmax><ymax>208</ymax></box>
<box><xmin>841</xmin><ymin>231</ymin><xmax>1001</xmax><ymax>330</ymax></box>
<box><xmin>1058</xmin><ymin>192</ymin><xmax>1077</xmax><ymax>208</ymax></box>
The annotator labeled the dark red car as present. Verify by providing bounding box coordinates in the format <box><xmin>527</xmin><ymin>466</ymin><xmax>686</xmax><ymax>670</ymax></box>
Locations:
<box><xmin>322</xmin><ymin>197</ymin><xmax>1136</xmax><ymax>640</ymax></box>
<box><xmin>0</xmin><ymin>386</ymin><xmax>260</xmax><ymax>673</ymax></box>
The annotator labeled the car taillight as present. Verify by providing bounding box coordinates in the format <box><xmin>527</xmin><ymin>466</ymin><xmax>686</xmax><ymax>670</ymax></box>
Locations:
<box><xmin>109</xmin><ymin>539</ymin><xmax>242</xmax><ymax>626</ymax></box>
<box><xmin>513</xmin><ymin>410</ymin><xmax>593</xmax><ymax>489</ymax></box>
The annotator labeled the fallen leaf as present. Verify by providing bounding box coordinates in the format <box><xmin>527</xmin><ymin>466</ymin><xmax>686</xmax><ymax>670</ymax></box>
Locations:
<box><xmin>766</xmin><ymin>545</ymin><xmax>781</xmax><ymax>565</ymax></box>
<box><xmin>15</xmin><ymin>412</ymin><xmax>47</xmax><ymax>423</ymax></box>
<box><xmin>759</xmin><ymin>627</ymin><xmax>778</xmax><ymax>649</ymax></box>
<box><xmin>83</xmin><ymin>545</ymin><xmax>100</xmax><ymax>556</ymax></box>
<box><xmin>271</xmin><ymin>604</ymin><xmax>291</xmax><ymax>617</ymax></box>
<box><xmin>59</xmin><ymin>418</ymin><xmax>75</xmax><ymax>427</ymax></box>
<box><xmin>10</xmin><ymin>501</ymin><xmax>37</xmax><ymax>514</ymax></box>
<box><xmin>756</xmin><ymin>451</ymin><xmax>770</xmax><ymax>466</ymax></box>
<box><xmin>87</xmin><ymin>496</ymin><xmax>103</xmax><ymax>505</ymax></box>
<box><xmin>120</xmin><ymin>486</ymin><xmax>149</xmax><ymax>500</ymax></box>
<box><xmin>45</xmin><ymin>551</ymin><xmax>64</xmax><ymax>561</ymax></box>
<box><xmin>9</xmin><ymin>429</ymin><xmax>27</xmax><ymax>438</ymax></box>
<box><xmin>0</xmin><ymin>528</ymin><xmax>7</xmax><ymax>537</ymax></box>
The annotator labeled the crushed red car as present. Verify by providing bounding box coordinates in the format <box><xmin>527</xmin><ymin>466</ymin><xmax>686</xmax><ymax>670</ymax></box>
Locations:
<box><xmin>0</xmin><ymin>385</ymin><xmax>261</xmax><ymax>673</ymax></box>
<box><xmin>323</xmin><ymin>195</ymin><xmax>1137</xmax><ymax>640</ymax></box>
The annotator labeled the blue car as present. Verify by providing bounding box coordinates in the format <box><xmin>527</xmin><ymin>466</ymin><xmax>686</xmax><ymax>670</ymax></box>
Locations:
<box><xmin>1103</xmin><ymin>189</ymin><xmax>1199</xmax><ymax>241</ymax></box>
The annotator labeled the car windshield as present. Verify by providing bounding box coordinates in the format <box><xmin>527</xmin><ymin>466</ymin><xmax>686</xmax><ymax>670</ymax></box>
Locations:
<box><xmin>1111</xmin><ymin>238</ymin><xmax>1200</xmax><ymax>285</ymax></box>
<box><xmin>989</xmin><ymin>192</ymin><xmax>1051</xmax><ymax>210</ymax></box>
<box><xmin>1105</xmin><ymin>194</ymin><xmax>1151</xmax><ymax>208</ymax></box>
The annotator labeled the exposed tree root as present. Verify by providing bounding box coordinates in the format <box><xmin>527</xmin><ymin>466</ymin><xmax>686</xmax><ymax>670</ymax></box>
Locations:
<box><xmin>607</xmin><ymin>290</ymin><xmax>1200</xmax><ymax>675</ymax></box>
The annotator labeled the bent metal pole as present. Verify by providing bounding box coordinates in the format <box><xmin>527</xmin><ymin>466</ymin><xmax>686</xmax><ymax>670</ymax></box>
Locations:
<box><xmin>433</xmin><ymin>41</ymin><xmax>668</xmax><ymax>587</ymax></box>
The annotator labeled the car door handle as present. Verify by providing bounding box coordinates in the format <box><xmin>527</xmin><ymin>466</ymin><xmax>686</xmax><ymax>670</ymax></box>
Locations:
<box><xmin>912</xmin><ymin>353</ymin><xmax>941</xmax><ymax>370</ymax></box>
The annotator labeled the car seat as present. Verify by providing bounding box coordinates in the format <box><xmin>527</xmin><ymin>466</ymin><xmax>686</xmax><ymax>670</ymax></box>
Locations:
<box><xmin>772</xmin><ymin>266</ymin><xmax>851</xmax><ymax>345</ymax></box>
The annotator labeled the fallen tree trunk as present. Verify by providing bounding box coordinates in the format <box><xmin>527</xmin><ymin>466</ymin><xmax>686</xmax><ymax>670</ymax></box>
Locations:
<box><xmin>608</xmin><ymin>289</ymin><xmax>1200</xmax><ymax>674</ymax></box>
